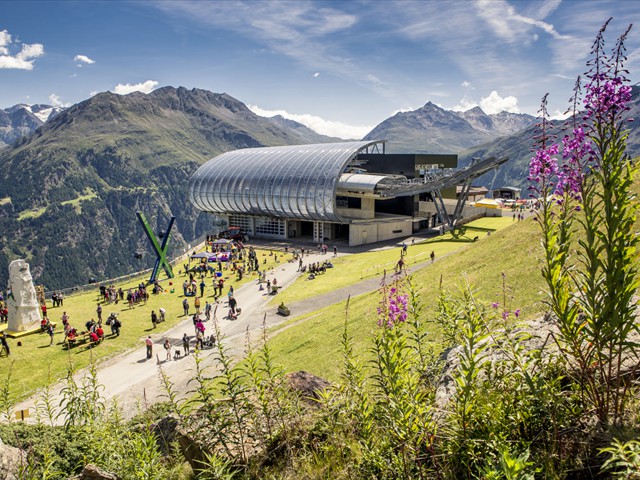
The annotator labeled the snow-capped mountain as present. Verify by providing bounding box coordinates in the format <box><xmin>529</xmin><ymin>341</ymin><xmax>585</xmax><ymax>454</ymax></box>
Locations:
<box><xmin>0</xmin><ymin>104</ymin><xmax>65</xmax><ymax>148</ymax></box>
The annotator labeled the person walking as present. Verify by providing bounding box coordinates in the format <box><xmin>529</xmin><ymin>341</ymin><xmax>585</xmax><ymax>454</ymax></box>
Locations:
<box><xmin>182</xmin><ymin>333</ymin><xmax>190</xmax><ymax>356</ymax></box>
<box><xmin>145</xmin><ymin>336</ymin><xmax>153</xmax><ymax>359</ymax></box>
<box><xmin>151</xmin><ymin>310</ymin><xmax>158</xmax><ymax>329</ymax></box>
<box><xmin>163</xmin><ymin>339</ymin><xmax>171</xmax><ymax>361</ymax></box>
<box><xmin>430</xmin><ymin>251</ymin><xmax>435</xmax><ymax>263</ymax></box>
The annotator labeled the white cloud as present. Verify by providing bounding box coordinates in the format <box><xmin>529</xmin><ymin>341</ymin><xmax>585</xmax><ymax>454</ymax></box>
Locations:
<box><xmin>0</xmin><ymin>30</ymin><xmax>10</xmax><ymax>55</ymax></box>
<box><xmin>475</xmin><ymin>0</ymin><xmax>570</xmax><ymax>44</ymax></box>
<box><xmin>461</xmin><ymin>80</ymin><xmax>471</xmax><ymax>88</ymax></box>
<box><xmin>313</xmin><ymin>72</ymin><xmax>320</xmax><ymax>77</ymax></box>
<box><xmin>0</xmin><ymin>30</ymin><xmax>44</xmax><ymax>70</ymax></box>
<box><xmin>113</xmin><ymin>80</ymin><xmax>159</xmax><ymax>95</ymax></box>
<box><xmin>451</xmin><ymin>98</ymin><xmax>479</xmax><ymax>112</ymax></box>
<box><xmin>479</xmin><ymin>91</ymin><xmax>520</xmax><ymax>114</ymax></box>
<box><xmin>74</xmin><ymin>54</ymin><xmax>95</xmax><ymax>65</ymax></box>
<box><xmin>248</xmin><ymin>104</ymin><xmax>373</xmax><ymax>139</ymax></box>
<box><xmin>89</xmin><ymin>91</ymin><xmax>99</xmax><ymax>97</ymax></box>
<box><xmin>49</xmin><ymin>94</ymin><xmax>70</xmax><ymax>108</ymax></box>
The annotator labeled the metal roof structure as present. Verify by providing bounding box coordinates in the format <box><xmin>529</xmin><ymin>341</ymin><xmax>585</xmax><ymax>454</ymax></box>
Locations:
<box><xmin>189</xmin><ymin>141</ymin><xmax>385</xmax><ymax>222</ymax></box>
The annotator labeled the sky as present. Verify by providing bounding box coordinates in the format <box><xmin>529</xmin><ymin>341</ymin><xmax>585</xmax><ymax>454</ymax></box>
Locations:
<box><xmin>1</xmin><ymin>0</ymin><xmax>639</xmax><ymax>139</ymax></box>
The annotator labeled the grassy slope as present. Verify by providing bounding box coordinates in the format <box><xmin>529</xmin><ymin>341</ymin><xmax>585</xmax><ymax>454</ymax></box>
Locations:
<box><xmin>273</xmin><ymin>217</ymin><xmax>515</xmax><ymax>306</ymax></box>
<box><xmin>267</xmin><ymin>216</ymin><xmax>544</xmax><ymax>381</ymax></box>
<box><xmin>0</xmin><ymin>248</ymin><xmax>291</xmax><ymax>402</ymax></box>
<box><xmin>0</xmin><ymin>215</ymin><xmax>545</xmax><ymax>400</ymax></box>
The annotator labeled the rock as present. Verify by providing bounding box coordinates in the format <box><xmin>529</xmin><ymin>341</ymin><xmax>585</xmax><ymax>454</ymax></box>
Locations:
<box><xmin>434</xmin><ymin>317</ymin><xmax>560</xmax><ymax>416</ymax></box>
<box><xmin>6</xmin><ymin>259</ymin><xmax>42</xmax><ymax>333</ymax></box>
<box><xmin>68</xmin><ymin>464</ymin><xmax>121</xmax><ymax>480</ymax></box>
<box><xmin>174</xmin><ymin>423</ymin><xmax>210</xmax><ymax>472</ymax></box>
<box><xmin>152</xmin><ymin>414</ymin><xmax>180</xmax><ymax>456</ymax></box>
<box><xmin>285</xmin><ymin>371</ymin><xmax>331</xmax><ymax>406</ymax></box>
<box><xmin>0</xmin><ymin>442</ymin><xmax>26</xmax><ymax>480</ymax></box>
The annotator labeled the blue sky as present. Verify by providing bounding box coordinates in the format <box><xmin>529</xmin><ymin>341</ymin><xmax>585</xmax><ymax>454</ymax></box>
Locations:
<box><xmin>1</xmin><ymin>0</ymin><xmax>638</xmax><ymax>138</ymax></box>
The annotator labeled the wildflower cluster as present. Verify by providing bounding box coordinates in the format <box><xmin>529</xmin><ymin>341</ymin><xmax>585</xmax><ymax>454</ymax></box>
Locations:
<box><xmin>377</xmin><ymin>286</ymin><xmax>408</xmax><ymax>328</ymax></box>
<box><xmin>528</xmin><ymin>143</ymin><xmax>559</xmax><ymax>188</ymax></box>
<box><xmin>529</xmin><ymin>20</ymin><xmax>632</xmax><ymax>202</ymax></box>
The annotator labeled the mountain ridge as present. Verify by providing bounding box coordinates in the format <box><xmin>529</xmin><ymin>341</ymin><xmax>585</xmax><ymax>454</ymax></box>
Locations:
<box><xmin>0</xmin><ymin>87</ymin><xmax>339</xmax><ymax>289</ymax></box>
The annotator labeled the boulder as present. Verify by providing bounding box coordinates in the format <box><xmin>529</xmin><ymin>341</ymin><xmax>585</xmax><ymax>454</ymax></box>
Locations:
<box><xmin>0</xmin><ymin>442</ymin><xmax>26</xmax><ymax>480</ymax></box>
<box><xmin>285</xmin><ymin>370</ymin><xmax>331</xmax><ymax>406</ymax></box>
<box><xmin>434</xmin><ymin>316</ymin><xmax>559</xmax><ymax>415</ymax></box>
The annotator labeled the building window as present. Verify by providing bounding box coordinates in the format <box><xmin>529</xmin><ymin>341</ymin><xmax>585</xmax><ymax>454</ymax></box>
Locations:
<box><xmin>228</xmin><ymin>215</ymin><xmax>252</xmax><ymax>233</ymax></box>
<box><xmin>255</xmin><ymin>217</ymin><xmax>286</xmax><ymax>237</ymax></box>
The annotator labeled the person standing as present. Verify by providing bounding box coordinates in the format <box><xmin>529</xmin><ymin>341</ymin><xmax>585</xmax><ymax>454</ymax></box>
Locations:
<box><xmin>182</xmin><ymin>298</ymin><xmax>189</xmax><ymax>316</ymax></box>
<box><xmin>194</xmin><ymin>295</ymin><xmax>201</xmax><ymax>313</ymax></box>
<box><xmin>430</xmin><ymin>251</ymin><xmax>435</xmax><ymax>263</ymax></box>
<box><xmin>96</xmin><ymin>303</ymin><xmax>102</xmax><ymax>322</ymax></box>
<box><xmin>47</xmin><ymin>324</ymin><xmax>55</xmax><ymax>346</ymax></box>
<box><xmin>145</xmin><ymin>336</ymin><xmax>153</xmax><ymax>359</ymax></box>
<box><xmin>159</xmin><ymin>307</ymin><xmax>166</xmax><ymax>323</ymax></box>
<box><xmin>182</xmin><ymin>333</ymin><xmax>190</xmax><ymax>356</ymax></box>
<box><xmin>229</xmin><ymin>296</ymin><xmax>238</xmax><ymax>315</ymax></box>
<box><xmin>199</xmin><ymin>279</ymin><xmax>205</xmax><ymax>297</ymax></box>
<box><xmin>163</xmin><ymin>339</ymin><xmax>171</xmax><ymax>361</ymax></box>
<box><xmin>0</xmin><ymin>333</ymin><xmax>9</xmax><ymax>356</ymax></box>
<box><xmin>151</xmin><ymin>310</ymin><xmax>158</xmax><ymax>329</ymax></box>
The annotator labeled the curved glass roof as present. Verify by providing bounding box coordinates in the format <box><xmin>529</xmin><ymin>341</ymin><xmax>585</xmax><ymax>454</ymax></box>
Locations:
<box><xmin>189</xmin><ymin>141</ymin><xmax>384</xmax><ymax>222</ymax></box>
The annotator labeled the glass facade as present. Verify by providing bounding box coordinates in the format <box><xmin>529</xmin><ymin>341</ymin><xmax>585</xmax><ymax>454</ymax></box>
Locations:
<box><xmin>189</xmin><ymin>141</ymin><xmax>383</xmax><ymax>222</ymax></box>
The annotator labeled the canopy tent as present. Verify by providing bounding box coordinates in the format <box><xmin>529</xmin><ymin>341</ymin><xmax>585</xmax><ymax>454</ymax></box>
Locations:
<box><xmin>190</xmin><ymin>252</ymin><xmax>210</xmax><ymax>259</ymax></box>
<box><xmin>473</xmin><ymin>198</ymin><xmax>502</xmax><ymax>209</ymax></box>
<box><xmin>213</xmin><ymin>239</ymin><xmax>233</xmax><ymax>245</ymax></box>
<box><xmin>209</xmin><ymin>252</ymin><xmax>231</xmax><ymax>262</ymax></box>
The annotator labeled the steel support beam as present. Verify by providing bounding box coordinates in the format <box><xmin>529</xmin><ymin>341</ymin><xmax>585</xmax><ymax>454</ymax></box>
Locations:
<box><xmin>137</xmin><ymin>212</ymin><xmax>175</xmax><ymax>284</ymax></box>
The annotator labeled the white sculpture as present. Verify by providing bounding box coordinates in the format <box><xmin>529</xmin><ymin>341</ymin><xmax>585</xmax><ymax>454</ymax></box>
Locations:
<box><xmin>7</xmin><ymin>260</ymin><xmax>42</xmax><ymax>333</ymax></box>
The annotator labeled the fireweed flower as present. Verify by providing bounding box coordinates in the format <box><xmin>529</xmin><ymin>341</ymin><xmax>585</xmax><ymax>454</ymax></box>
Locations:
<box><xmin>377</xmin><ymin>286</ymin><xmax>409</xmax><ymax>328</ymax></box>
<box><xmin>528</xmin><ymin>143</ymin><xmax>559</xmax><ymax>187</ymax></box>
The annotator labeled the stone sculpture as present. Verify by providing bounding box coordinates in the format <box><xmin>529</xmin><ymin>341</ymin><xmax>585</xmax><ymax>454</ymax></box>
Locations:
<box><xmin>6</xmin><ymin>259</ymin><xmax>42</xmax><ymax>333</ymax></box>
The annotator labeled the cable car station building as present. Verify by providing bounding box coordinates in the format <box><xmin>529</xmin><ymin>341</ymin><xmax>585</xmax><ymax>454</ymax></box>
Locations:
<box><xmin>189</xmin><ymin>140</ymin><xmax>506</xmax><ymax>246</ymax></box>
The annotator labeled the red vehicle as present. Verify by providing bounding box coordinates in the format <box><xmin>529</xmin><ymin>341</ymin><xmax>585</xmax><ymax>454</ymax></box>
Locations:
<box><xmin>220</xmin><ymin>226</ymin><xmax>249</xmax><ymax>242</ymax></box>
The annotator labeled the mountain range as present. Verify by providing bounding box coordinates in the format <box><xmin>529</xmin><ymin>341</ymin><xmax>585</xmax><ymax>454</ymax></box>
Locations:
<box><xmin>363</xmin><ymin>101</ymin><xmax>535</xmax><ymax>153</ymax></box>
<box><xmin>0</xmin><ymin>87</ymin><xmax>339</xmax><ymax>289</ymax></box>
<box><xmin>1</xmin><ymin>85</ymin><xmax>637</xmax><ymax>289</ymax></box>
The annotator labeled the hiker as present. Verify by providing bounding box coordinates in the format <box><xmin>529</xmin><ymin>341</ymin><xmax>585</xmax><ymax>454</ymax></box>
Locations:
<box><xmin>145</xmin><ymin>336</ymin><xmax>153</xmax><ymax>359</ymax></box>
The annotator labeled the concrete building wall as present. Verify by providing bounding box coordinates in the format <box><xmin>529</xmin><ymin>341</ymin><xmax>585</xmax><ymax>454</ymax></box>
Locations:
<box><xmin>349</xmin><ymin>220</ymin><xmax>411</xmax><ymax>246</ymax></box>
<box><xmin>336</xmin><ymin>197</ymin><xmax>375</xmax><ymax>220</ymax></box>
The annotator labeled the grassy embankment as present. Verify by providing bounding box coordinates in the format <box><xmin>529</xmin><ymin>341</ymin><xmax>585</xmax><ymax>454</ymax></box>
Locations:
<box><xmin>0</xmin><ymin>247</ymin><xmax>293</xmax><ymax>402</ymax></box>
<box><xmin>266</xmin><ymin>215</ymin><xmax>544</xmax><ymax>381</ymax></box>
